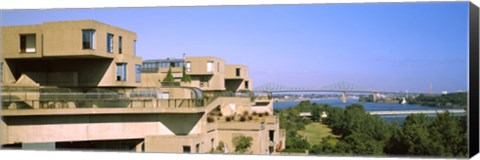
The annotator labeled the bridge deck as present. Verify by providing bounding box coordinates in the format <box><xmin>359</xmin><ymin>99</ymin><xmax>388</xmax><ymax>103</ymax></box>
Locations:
<box><xmin>368</xmin><ymin>109</ymin><xmax>465</xmax><ymax>116</ymax></box>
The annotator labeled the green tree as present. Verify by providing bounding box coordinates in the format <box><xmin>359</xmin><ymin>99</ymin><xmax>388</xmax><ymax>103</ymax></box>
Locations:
<box><xmin>428</xmin><ymin>111</ymin><xmax>468</xmax><ymax>157</ymax></box>
<box><xmin>398</xmin><ymin>114</ymin><xmax>437</xmax><ymax>155</ymax></box>
<box><xmin>162</xmin><ymin>67</ymin><xmax>174</xmax><ymax>82</ymax></box>
<box><xmin>181</xmin><ymin>66</ymin><xmax>191</xmax><ymax>82</ymax></box>
<box><xmin>232</xmin><ymin>135</ymin><xmax>253</xmax><ymax>153</ymax></box>
<box><xmin>284</xmin><ymin>130</ymin><xmax>310</xmax><ymax>152</ymax></box>
<box><xmin>310</xmin><ymin>136</ymin><xmax>347</xmax><ymax>155</ymax></box>
<box><xmin>343</xmin><ymin>132</ymin><xmax>384</xmax><ymax>155</ymax></box>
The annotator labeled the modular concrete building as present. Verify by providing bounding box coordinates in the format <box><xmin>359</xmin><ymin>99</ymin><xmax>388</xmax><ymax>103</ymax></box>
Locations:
<box><xmin>1</xmin><ymin>20</ymin><xmax>284</xmax><ymax>154</ymax></box>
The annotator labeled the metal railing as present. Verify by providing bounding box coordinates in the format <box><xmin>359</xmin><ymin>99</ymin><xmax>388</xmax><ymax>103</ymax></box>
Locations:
<box><xmin>141</xmin><ymin>67</ymin><xmax>159</xmax><ymax>73</ymax></box>
<box><xmin>2</xmin><ymin>87</ymin><xmax>258</xmax><ymax>111</ymax></box>
<box><xmin>2</xmin><ymin>98</ymin><xmax>206</xmax><ymax>110</ymax></box>
<box><xmin>161</xmin><ymin>82</ymin><xmax>181</xmax><ymax>87</ymax></box>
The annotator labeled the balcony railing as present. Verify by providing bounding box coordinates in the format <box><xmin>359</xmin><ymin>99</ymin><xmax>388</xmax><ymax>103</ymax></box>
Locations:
<box><xmin>2</xmin><ymin>98</ymin><xmax>206</xmax><ymax>110</ymax></box>
<box><xmin>141</xmin><ymin>67</ymin><xmax>159</xmax><ymax>73</ymax></box>
<box><xmin>160</xmin><ymin>81</ymin><xmax>181</xmax><ymax>87</ymax></box>
<box><xmin>1</xmin><ymin>87</ymin><xmax>256</xmax><ymax>111</ymax></box>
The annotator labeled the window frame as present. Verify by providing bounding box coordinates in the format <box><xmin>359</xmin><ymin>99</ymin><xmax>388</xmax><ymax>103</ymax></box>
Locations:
<box><xmin>107</xmin><ymin>33</ymin><xmax>114</xmax><ymax>53</ymax></box>
<box><xmin>207</xmin><ymin>61</ymin><xmax>214</xmax><ymax>73</ymax></box>
<box><xmin>19</xmin><ymin>34</ymin><xmax>36</xmax><ymax>53</ymax></box>
<box><xmin>118</xmin><ymin>36</ymin><xmax>123</xmax><ymax>54</ymax></box>
<box><xmin>135</xmin><ymin>64</ymin><xmax>141</xmax><ymax>83</ymax></box>
<box><xmin>186</xmin><ymin>62</ymin><xmax>191</xmax><ymax>72</ymax></box>
<box><xmin>236</xmin><ymin>68</ymin><xmax>241</xmax><ymax>77</ymax></box>
<box><xmin>82</xmin><ymin>29</ymin><xmax>96</xmax><ymax>50</ymax></box>
<box><xmin>116</xmin><ymin>63</ymin><xmax>127</xmax><ymax>81</ymax></box>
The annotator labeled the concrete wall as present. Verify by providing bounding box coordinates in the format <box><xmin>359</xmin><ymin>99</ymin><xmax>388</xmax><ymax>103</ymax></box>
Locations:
<box><xmin>2</xmin><ymin>25</ymin><xmax>43</xmax><ymax>59</ymax></box>
<box><xmin>185</xmin><ymin>57</ymin><xmax>225</xmax><ymax>90</ymax></box>
<box><xmin>1</xmin><ymin>20</ymin><xmax>142</xmax><ymax>87</ymax></box>
<box><xmin>1</xmin><ymin>113</ymin><xmax>203</xmax><ymax>145</ymax></box>
<box><xmin>217</xmin><ymin>128</ymin><xmax>269</xmax><ymax>154</ymax></box>
<box><xmin>0</xmin><ymin>120</ymin><xmax>7</xmax><ymax>145</ymax></box>
<box><xmin>41</xmin><ymin>20</ymin><xmax>136</xmax><ymax>57</ymax></box>
<box><xmin>225</xmin><ymin>64</ymin><xmax>248</xmax><ymax>79</ymax></box>
<box><xmin>140</xmin><ymin>72</ymin><xmax>162</xmax><ymax>87</ymax></box>
<box><xmin>144</xmin><ymin>131</ymin><xmax>217</xmax><ymax>153</ymax></box>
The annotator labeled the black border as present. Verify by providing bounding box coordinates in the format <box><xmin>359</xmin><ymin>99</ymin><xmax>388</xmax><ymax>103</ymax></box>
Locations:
<box><xmin>469</xmin><ymin>2</ymin><xmax>479</xmax><ymax>158</ymax></box>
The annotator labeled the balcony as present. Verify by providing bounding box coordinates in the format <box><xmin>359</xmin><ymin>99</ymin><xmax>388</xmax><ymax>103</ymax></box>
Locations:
<box><xmin>141</xmin><ymin>67</ymin><xmax>159</xmax><ymax>73</ymax></box>
<box><xmin>1</xmin><ymin>98</ymin><xmax>208</xmax><ymax>116</ymax></box>
<box><xmin>217</xmin><ymin>121</ymin><xmax>265</xmax><ymax>131</ymax></box>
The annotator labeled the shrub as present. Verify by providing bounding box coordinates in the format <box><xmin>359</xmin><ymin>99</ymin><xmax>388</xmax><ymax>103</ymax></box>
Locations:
<box><xmin>243</xmin><ymin>110</ymin><xmax>249</xmax><ymax>116</ymax></box>
<box><xmin>248</xmin><ymin>116</ymin><xmax>253</xmax><ymax>121</ymax></box>
<box><xmin>258</xmin><ymin>113</ymin><xmax>264</xmax><ymax>117</ymax></box>
<box><xmin>232</xmin><ymin>135</ymin><xmax>253</xmax><ymax>153</ymax></box>
<box><xmin>252</xmin><ymin>111</ymin><xmax>258</xmax><ymax>116</ymax></box>
<box><xmin>240</xmin><ymin>116</ymin><xmax>246</xmax><ymax>122</ymax></box>
<box><xmin>216</xmin><ymin>141</ymin><xmax>225</xmax><ymax>153</ymax></box>
<box><xmin>226</xmin><ymin>116</ymin><xmax>231</xmax><ymax>122</ymax></box>
<box><xmin>264</xmin><ymin>111</ymin><xmax>270</xmax><ymax>116</ymax></box>
<box><xmin>207</xmin><ymin>116</ymin><xmax>215</xmax><ymax>123</ymax></box>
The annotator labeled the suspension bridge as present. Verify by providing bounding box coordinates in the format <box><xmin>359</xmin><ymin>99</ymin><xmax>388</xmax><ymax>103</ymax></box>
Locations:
<box><xmin>253</xmin><ymin>81</ymin><xmax>439</xmax><ymax>104</ymax></box>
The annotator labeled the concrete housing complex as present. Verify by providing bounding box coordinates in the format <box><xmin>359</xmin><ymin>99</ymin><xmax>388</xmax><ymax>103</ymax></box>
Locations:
<box><xmin>0</xmin><ymin>20</ymin><xmax>284</xmax><ymax>154</ymax></box>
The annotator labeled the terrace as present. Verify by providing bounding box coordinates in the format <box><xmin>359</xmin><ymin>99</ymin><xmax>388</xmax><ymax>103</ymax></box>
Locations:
<box><xmin>1</xmin><ymin>86</ymin><xmax>257</xmax><ymax>116</ymax></box>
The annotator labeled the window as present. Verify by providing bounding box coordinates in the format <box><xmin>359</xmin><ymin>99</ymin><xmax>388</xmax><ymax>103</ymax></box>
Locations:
<box><xmin>207</xmin><ymin>61</ymin><xmax>213</xmax><ymax>72</ymax></box>
<box><xmin>160</xmin><ymin>62</ymin><xmax>170</xmax><ymax>68</ymax></box>
<box><xmin>116</xmin><ymin>63</ymin><xmax>127</xmax><ymax>81</ymax></box>
<box><xmin>236</xmin><ymin>68</ymin><xmax>241</xmax><ymax>77</ymax></box>
<box><xmin>134</xmin><ymin>40</ymin><xmax>137</xmax><ymax>56</ymax></box>
<box><xmin>245</xmin><ymin>81</ymin><xmax>249</xmax><ymax>89</ymax></box>
<box><xmin>118</xmin><ymin>36</ymin><xmax>122</xmax><ymax>54</ymax></box>
<box><xmin>269</xmin><ymin>130</ymin><xmax>275</xmax><ymax>141</ymax></box>
<box><xmin>82</xmin><ymin>29</ymin><xmax>95</xmax><ymax>49</ymax></box>
<box><xmin>186</xmin><ymin>62</ymin><xmax>191</xmax><ymax>72</ymax></box>
<box><xmin>160</xmin><ymin>92</ymin><xmax>170</xmax><ymax>99</ymax></box>
<box><xmin>20</xmin><ymin>34</ymin><xmax>36</xmax><ymax>53</ymax></box>
<box><xmin>182</xmin><ymin>146</ymin><xmax>191</xmax><ymax>153</ymax></box>
<box><xmin>107</xmin><ymin>33</ymin><xmax>114</xmax><ymax>53</ymax></box>
<box><xmin>135</xmin><ymin>64</ymin><xmax>141</xmax><ymax>82</ymax></box>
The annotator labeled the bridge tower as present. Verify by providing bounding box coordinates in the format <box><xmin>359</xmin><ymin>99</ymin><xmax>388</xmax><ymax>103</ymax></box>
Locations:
<box><xmin>372</xmin><ymin>92</ymin><xmax>377</xmax><ymax>102</ymax></box>
<box><xmin>341</xmin><ymin>91</ymin><xmax>347</xmax><ymax>104</ymax></box>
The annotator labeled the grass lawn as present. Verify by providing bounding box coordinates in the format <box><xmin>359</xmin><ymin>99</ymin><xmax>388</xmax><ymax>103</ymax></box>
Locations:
<box><xmin>297</xmin><ymin>122</ymin><xmax>339</xmax><ymax>145</ymax></box>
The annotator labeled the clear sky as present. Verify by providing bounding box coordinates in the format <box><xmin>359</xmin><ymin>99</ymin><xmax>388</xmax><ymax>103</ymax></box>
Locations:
<box><xmin>1</xmin><ymin>2</ymin><xmax>469</xmax><ymax>93</ymax></box>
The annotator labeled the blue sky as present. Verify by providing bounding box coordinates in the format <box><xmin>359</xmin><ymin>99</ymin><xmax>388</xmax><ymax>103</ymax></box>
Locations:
<box><xmin>1</xmin><ymin>2</ymin><xmax>469</xmax><ymax>93</ymax></box>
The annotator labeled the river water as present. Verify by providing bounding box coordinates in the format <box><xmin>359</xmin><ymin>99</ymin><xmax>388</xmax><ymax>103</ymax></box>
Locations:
<box><xmin>273</xmin><ymin>99</ymin><xmax>464</xmax><ymax>123</ymax></box>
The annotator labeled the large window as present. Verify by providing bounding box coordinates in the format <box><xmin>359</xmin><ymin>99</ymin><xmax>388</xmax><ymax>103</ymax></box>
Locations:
<box><xmin>134</xmin><ymin>40</ymin><xmax>137</xmax><ymax>56</ymax></box>
<box><xmin>107</xmin><ymin>33</ymin><xmax>114</xmax><ymax>53</ymax></box>
<box><xmin>186</xmin><ymin>62</ymin><xmax>191</xmax><ymax>72</ymax></box>
<box><xmin>116</xmin><ymin>63</ymin><xmax>127</xmax><ymax>81</ymax></box>
<box><xmin>236</xmin><ymin>68</ymin><xmax>241</xmax><ymax>77</ymax></box>
<box><xmin>135</xmin><ymin>64</ymin><xmax>141</xmax><ymax>82</ymax></box>
<box><xmin>20</xmin><ymin>34</ymin><xmax>36</xmax><ymax>53</ymax></box>
<box><xmin>182</xmin><ymin>146</ymin><xmax>191</xmax><ymax>153</ymax></box>
<box><xmin>118</xmin><ymin>36</ymin><xmax>122</xmax><ymax>54</ymax></box>
<box><xmin>245</xmin><ymin>81</ymin><xmax>249</xmax><ymax>89</ymax></box>
<box><xmin>207</xmin><ymin>61</ymin><xmax>213</xmax><ymax>72</ymax></box>
<box><xmin>269</xmin><ymin>130</ymin><xmax>275</xmax><ymax>141</ymax></box>
<box><xmin>82</xmin><ymin>29</ymin><xmax>95</xmax><ymax>49</ymax></box>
